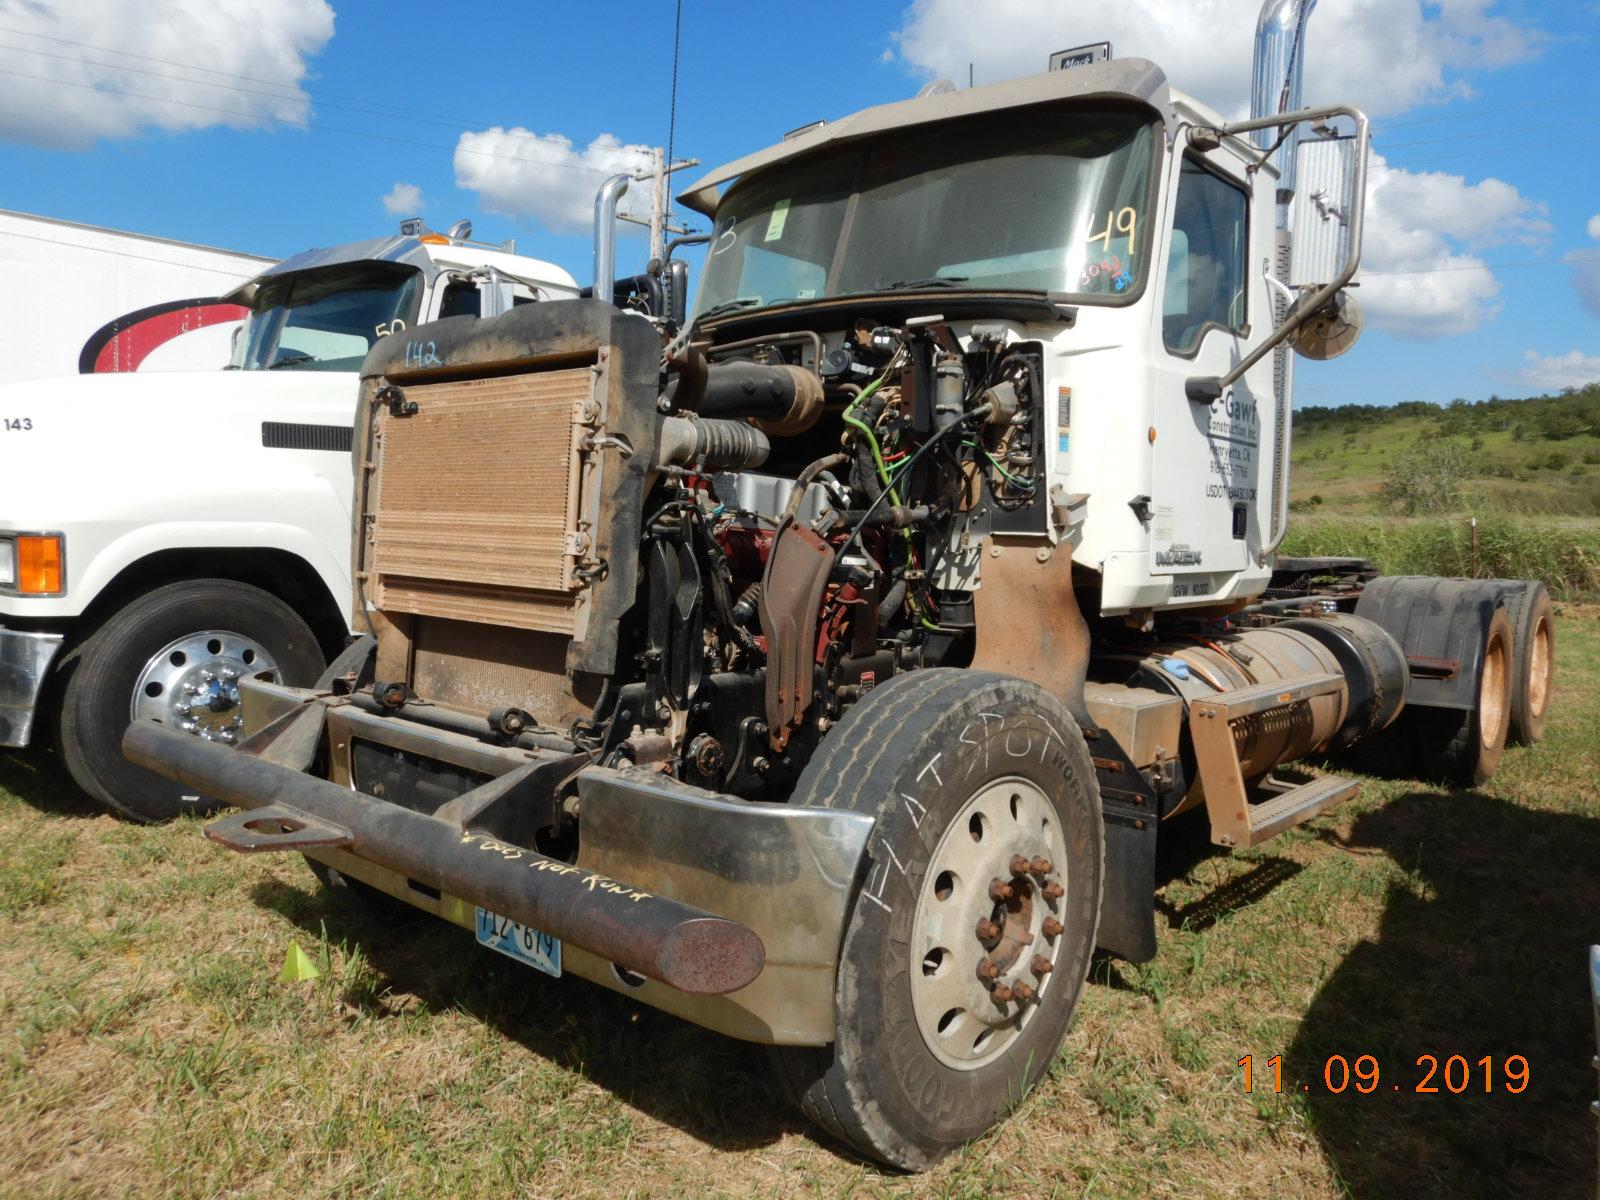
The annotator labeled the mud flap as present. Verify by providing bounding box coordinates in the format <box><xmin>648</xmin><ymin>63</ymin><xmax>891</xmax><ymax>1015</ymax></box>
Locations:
<box><xmin>1090</xmin><ymin>734</ymin><xmax>1160</xmax><ymax>963</ymax></box>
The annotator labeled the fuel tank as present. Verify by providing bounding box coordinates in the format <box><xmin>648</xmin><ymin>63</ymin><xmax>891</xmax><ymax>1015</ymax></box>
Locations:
<box><xmin>1127</xmin><ymin>614</ymin><xmax>1406</xmax><ymax>815</ymax></box>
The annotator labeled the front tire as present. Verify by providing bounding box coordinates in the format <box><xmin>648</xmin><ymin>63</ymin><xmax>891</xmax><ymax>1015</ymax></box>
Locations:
<box><xmin>56</xmin><ymin>579</ymin><xmax>324</xmax><ymax>823</ymax></box>
<box><xmin>771</xmin><ymin>669</ymin><xmax>1103</xmax><ymax>1171</ymax></box>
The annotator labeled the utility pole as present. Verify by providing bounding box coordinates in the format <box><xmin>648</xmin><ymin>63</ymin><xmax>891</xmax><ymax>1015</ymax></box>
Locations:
<box><xmin>617</xmin><ymin>150</ymin><xmax>702</xmax><ymax>264</ymax></box>
<box><xmin>648</xmin><ymin>146</ymin><xmax>667</xmax><ymax>265</ymax></box>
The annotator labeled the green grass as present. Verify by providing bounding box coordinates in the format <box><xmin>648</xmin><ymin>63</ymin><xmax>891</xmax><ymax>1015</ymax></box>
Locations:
<box><xmin>1282</xmin><ymin>515</ymin><xmax>1600</xmax><ymax>600</ymax></box>
<box><xmin>1290</xmin><ymin>399</ymin><xmax>1600</xmax><ymax>518</ymax></box>
<box><xmin>2</xmin><ymin>615</ymin><xmax>1598</xmax><ymax>1198</ymax></box>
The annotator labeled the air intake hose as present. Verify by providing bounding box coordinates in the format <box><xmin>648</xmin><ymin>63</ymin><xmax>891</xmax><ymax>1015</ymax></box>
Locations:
<box><xmin>692</xmin><ymin>362</ymin><xmax>824</xmax><ymax>436</ymax></box>
<box><xmin>659</xmin><ymin>417</ymin><xmax>771</xmax><ymax>470</ymax></box>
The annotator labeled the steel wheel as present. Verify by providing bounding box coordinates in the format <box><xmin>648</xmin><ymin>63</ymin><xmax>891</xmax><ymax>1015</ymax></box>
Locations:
<box><xmin>910</xmin><ymin>777</ymin><xmax>1070</xmax><ymax>1070</ymax></box>
<box><xmin>1506</xmin><ymin>582</ymin><xmax>1555</xmax><ymax>745</ymax></box>
<box><xmin>1527</xmin><ymin>612</ymin><xmax>1552</xmax><ymax>721</ymax></box>
<box><xmin>130</xmin><ymin>629</ymin><xmax>282</xmax><ymax>745</ymax></box>
<box><xmin>1476</xmin><ymin>619</ymin><xmax>1510</xmax><ymax>753</ymax></box>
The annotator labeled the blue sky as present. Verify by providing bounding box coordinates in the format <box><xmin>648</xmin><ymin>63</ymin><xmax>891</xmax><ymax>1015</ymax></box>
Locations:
<box><xmin>1</xmin><ymin>0</ymin><xmax>1596</xmax><ymax>409</ymax></box>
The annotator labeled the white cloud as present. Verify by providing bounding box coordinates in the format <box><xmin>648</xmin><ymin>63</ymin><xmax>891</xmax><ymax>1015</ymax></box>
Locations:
<box><xmin>381</xmin><ymin>181</ymin><xmax>423</xmax><ymax>216</ymax></box>
<box><xmin>1570</xmin><ymin>216</ymin><xmax>1600</xmax><ymax>317</ymax></box>
<box><xmin>1504</xmin><ymin>350</ymin><xmax>1600</xmax><ymax>392</ymax></box>
<box><xmin>0</xmin><ymin>0</ymin><xmax>335</xmax><ymax>150</ymax></box>
<box><xmin>890</xmin><ymin>0</ymin><xmax>1543</xmax><ymax>118</ymax></box>
<box><xmin>453</xmin><ymin>129</ymin><xmax>653</xmax><ymax>236</ymax></box>
<box><xmin>1356</xmin><ymin>152</ymin><xmax>1550</xmax><ymax>339</ymax></box>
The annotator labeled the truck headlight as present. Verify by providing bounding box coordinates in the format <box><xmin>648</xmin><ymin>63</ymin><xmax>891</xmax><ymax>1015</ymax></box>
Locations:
<box><xmin>0</xmin><ymin>533</ymin><xmax>65</xmax><ymax>595</ymax></box>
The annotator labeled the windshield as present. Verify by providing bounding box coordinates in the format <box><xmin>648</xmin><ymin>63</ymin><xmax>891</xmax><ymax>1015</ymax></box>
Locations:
<box><xmin>231</xmin><ymin>263</ymin><xmax>423</xmax><ymax>372</ymax></box>
<box><xmin>695</xmin><ymin>104</ymin><xmax>1157</xmax><ymax>318</ymax></box>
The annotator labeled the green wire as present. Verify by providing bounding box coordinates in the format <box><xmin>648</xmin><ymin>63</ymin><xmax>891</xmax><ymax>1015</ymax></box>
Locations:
<box><xmin>961</xmin><ymin>439</ymin><xmax>1036</xmax><ymax>488</ymax></box>
<box><xmin>842</xmin><ymin>373</ymin><xmax>944</xmax><ymax>630</ymax></box>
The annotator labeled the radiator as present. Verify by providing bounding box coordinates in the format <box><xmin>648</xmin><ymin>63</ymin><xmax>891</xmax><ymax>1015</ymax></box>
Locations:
<box><xmin>369</xmin><ymin>367</ymin><xmax>592</xmax><ymax>634</ymax></box>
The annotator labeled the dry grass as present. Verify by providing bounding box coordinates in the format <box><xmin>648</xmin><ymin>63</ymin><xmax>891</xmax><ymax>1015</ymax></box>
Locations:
<box><xmin>4</xmin><ymin>615</ymin><xmax>1599</xmax><ymax>1199</ymax></box>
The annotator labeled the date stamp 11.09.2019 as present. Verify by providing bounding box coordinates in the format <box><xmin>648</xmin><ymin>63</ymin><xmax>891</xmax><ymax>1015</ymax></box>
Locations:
<box><xmin>1239</xmin><ymin>1053</ymin><xmax>1531</xmax><ymax>1096</ymax></box>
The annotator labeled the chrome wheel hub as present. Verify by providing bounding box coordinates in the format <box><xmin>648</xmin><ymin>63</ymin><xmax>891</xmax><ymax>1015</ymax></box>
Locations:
<box><xmin>131</xmin><ymin>630</ymin><xmax>282</xmax><ymax>744</ymax></box>
<box><xmin>909</xmin><ymin>777</ymin><xmax>1070</xmax><ymax>1070</ymax></box>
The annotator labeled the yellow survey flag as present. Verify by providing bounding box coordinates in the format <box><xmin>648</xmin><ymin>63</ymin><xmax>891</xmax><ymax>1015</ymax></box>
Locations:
<box><xmin>280</xmin><ymin>942</ymin><xmax>321</xmax><ymax>983</ymax></box>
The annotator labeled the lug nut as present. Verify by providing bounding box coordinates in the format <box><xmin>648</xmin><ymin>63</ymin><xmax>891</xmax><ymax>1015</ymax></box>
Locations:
<box><xmin>1042</xmin><ymin>916</ymin><xmax>1064</xmax><ymax>938</ymax></box>
<box><xmin>976</xmin><ymin>918</ymin><xmax>1001</xmax><ymax>941</ymax></box>
<box><xmin>977</xmin><ymin>957</ymin><xmax>1000</xmax><ymax>980</ymax></box>
<box><xmin>219</xmin><ymin>667</ymin><xmax>239</xmax><ymax>681</ymax></box>
<box><xmin>990</xmin><ymin>983</ymin><xmax>1014</xmax><ymax>1004</ymax></box>
<box><xmin>1030</xmin><ymin>856</ymin><xmax>1054</xmax><ymax>876</ymax></box>
<box><xmin>200</xmin><ymin>670</ymin><xmax>215</xmax><ymax>682</ymax></box>
<box><xmin>1009</xmin><ymin>853</ymin><xmax>1031</xmax><ymax>876</ymax></box>
<box><xmin>1013</xmin><ymin>981</ymin><xmax>1036</xmax><ymax>1004</ymax></box>
<box><xmin>1031</xmin><ymin>954</ymin><xmax>1053</xmax><ymax>976</ymax></box>
<box><xmin>988</xmin><ymin>878</ymin><xmax>1014</xmax><ymax>902</ymax></box>
<box><xmin>1042</xmin><ymin>881</ymin><xmax>1065</xmax><ymax>901</ymax></box>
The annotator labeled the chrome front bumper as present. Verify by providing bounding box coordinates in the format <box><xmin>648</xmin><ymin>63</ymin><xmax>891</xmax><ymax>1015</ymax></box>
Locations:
<box><xmin>0</xmin><ymin>627</ymin><xmax>63</xmax><ymax>748</ymax></box>
<box><xmin>136</xmin><ymin>678</ymin><xmax>876</xmax><ymax>1046</ymax></box>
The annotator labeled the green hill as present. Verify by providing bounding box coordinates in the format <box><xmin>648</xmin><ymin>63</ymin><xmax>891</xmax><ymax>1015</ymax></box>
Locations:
<box><xmin>1289</xmin><ymin>386</ymin><xmax>1600</xmax><ymax>517</ymax></box>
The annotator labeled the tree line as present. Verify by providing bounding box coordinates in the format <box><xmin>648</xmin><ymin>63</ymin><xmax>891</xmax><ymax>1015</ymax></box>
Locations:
<box><xmin>1295</xmin><ymin>384</ymin><xmax>1600</xmax><ymax>442</ymax></box>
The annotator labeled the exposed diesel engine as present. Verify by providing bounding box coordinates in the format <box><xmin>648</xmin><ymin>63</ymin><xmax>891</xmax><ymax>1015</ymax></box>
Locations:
<box><xmin>602</xmin><ymin>318</ymin><xmax>1047</xmax><ymax>799</ymax></box>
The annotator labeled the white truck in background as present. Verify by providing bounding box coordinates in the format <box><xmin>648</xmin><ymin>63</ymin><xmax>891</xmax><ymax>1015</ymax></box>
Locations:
<box><xmin>0</xmin><ymin>208</ymin><xmax>272</xmax><ymax>383</ymax></box>
<box><xmin>0</xmin><ymin>220</ymin><xmax>585</xmax><ymax>821</ymax></box>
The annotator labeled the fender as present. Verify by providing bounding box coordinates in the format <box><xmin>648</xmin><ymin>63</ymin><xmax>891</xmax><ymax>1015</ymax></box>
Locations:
<box><xmin>1355</xmin><ymin>576</ymin><xmax>1513</xmax><ymax>712</ymax></box>
<box><xmin>48</xmin><ymin>518</ymin><xmax>352</xmax><ymax>629</ymax></box>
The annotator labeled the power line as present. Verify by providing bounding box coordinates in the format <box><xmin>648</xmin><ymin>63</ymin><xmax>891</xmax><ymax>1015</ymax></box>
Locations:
<box><xmin>0</xmin><ymin>226</ymin><xmax>266</xmax><ymax>274</ymax></box>
<box><xmin>1361</xmin><ymin>254</ymin><xmax>1600</xmax><ymax>278</ymax></box>
<box><xmin>0</xmin><ymin>63</ymin><xmax>651</xmax><ymax>177</ymax></box>
<box><xmin>1388</xmin><ymin>133</ymin><xmax>1600</xmax><ymax>168</ymax></box>
<box><xmin>0</xmin><ymin>33</ymin><xmax>618</xmax><ymax>154</ymax></box>
<box><xmin>1376</xmin><ymin>90</ymin><xmax>1600</xmax><ymax>132</ymax></box>
<box><xmin>0</xmin><ymin>24</ymin><xmax>564</xmax><ymax>139</ymax></box>
<box><xmin>1379</xmin><ymin>114</ymin><xmax>1598</xmax><ymax>151</ymax></box>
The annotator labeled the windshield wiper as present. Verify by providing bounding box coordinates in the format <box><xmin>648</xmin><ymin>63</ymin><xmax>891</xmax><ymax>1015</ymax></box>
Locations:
<box><xmin>878</xmin><ymin>275</ymin><xmax>970</xmax><ymax>291</ymax></box>
<box><xmin>698</xmin><ymin>297</ymin><xmax>762</xmax><ymax>321</ymax></box>
<box><xmin>266</xmin><ymin>353</ymin><xmax>317</xmax><ymax>370</ymax></box>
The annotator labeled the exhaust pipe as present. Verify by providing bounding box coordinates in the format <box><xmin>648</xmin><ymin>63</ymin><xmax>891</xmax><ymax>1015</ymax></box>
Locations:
<box><xmin>122</xmin><ymin>720</ymin><xmax>765</xmax><ymax>996</ymax></box>
<box><xmin>592</xmin><ymin>173</ymin><xmax>631</xmax><ymax>304</ymax></box>
<box><xmin>1252</xmin><ymin>0</ymin><xmax>1318</xmax><ymax>227</ymax></box>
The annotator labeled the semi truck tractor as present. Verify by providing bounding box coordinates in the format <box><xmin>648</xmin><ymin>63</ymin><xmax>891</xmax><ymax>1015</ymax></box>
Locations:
<box><xmin>1</xmin><ymin>221</ymin><xmax>583</xmax><ymax>821</ymax></box>
<box><xmin>126</xmin><ymin>0</ymin><xmax>1556</xmax><ymax>1170</ymax></box>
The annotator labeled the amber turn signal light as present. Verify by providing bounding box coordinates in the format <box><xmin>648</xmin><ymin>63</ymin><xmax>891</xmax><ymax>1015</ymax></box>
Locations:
<box><xmin>16</xmin><ymin>534</ymin><xmax>64</xmax><ymax>595</ymax></box>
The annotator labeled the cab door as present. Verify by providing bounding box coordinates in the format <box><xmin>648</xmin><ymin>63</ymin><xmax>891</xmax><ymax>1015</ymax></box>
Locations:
<box><xmin>1147</xmin><ymin>145</ymin><xmax>1276</xmax><ymax>599</ymax></box>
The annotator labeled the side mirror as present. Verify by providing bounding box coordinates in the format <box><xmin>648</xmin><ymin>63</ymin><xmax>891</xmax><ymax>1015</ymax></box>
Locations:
<box><xmin>1187</xmin><ymin>104</ymin><xmax>1369</xmax><ymax>397</ymax></box>
<box><xmin>1289</xmin><ymin>134</ymin><xmax>1363</xmax><ymax>289</ymax></box>
<box><xmin>1289</xmin><ymin>289</ymin><xmax>1363</xmax><ymax>361</ymax></box>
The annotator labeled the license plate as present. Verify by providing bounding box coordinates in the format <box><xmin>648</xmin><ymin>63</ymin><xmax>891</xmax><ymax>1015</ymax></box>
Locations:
<box><xmin>475</xmin><ymin>907</ymin><xmax>561</xmax><ymax>978</ymax></box>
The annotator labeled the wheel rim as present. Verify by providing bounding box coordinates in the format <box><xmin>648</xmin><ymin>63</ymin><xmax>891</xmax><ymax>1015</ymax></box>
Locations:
<box><xmin>1478</xmin><ymin>628</ymin><xmax>1509</xmax><ymax>749</ymax></box>
<box><xmin>130</xmin><ymin>630</ymin><xmax>282</xmax><ymax>745</ymax></box>
<box><xmin>909</xmin><ymin>777</ymin><xmax>1070</xmax><ymax>1071</ymax></box>
<box><xmin>1527</xmin><ymin>615</ymin><xmax>1553</xmax><ymax>719</ymax></box>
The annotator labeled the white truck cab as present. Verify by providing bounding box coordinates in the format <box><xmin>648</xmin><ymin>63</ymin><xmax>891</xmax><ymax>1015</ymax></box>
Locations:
<box><xmin>0</xmin><ymin>221</ymin><xmax>580</xmax><ymax>821</ymax></box>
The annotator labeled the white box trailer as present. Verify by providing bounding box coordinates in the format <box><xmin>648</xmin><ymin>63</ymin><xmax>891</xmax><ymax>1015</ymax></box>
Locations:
<box><xmin>0</xmin><ymin>208</ymin><xmax>272</xmax><ymax>384</ymax></box>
